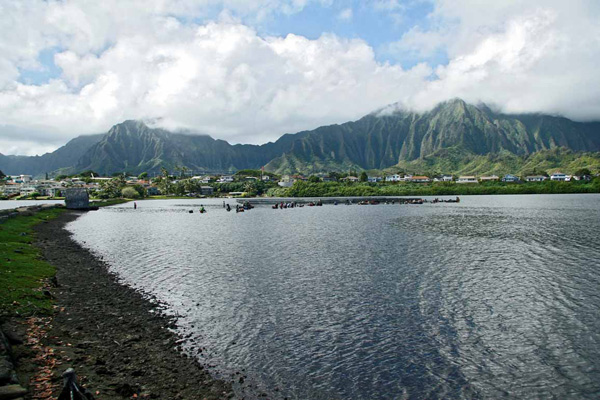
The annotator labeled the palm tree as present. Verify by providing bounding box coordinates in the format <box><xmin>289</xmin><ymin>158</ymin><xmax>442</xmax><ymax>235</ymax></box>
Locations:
<box><xmin>181</xmin><ymin>166</ymin><xmax>189</xmax><ymax>178</ymax></box>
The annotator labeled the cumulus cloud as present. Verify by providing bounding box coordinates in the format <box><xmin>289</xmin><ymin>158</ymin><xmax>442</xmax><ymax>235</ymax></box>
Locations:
<box><xmin>0</xmin><ymin>1</ymin><xmax>430</xmax><ymax>155</ymax></box>
<box><xmin>389</xmin><ymin>0</ymin><xmax>600</xmax><ymax>119</ymax></box>
<box><xmin>1</xmin><ymin>0</ymin><xmax>600</xmax><ymax>155</ymax></box>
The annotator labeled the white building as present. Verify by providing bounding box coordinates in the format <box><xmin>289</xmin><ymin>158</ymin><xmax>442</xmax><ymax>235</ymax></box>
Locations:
<box><xmin>479</xmin><ymin>175</ymin><xmax>499</xmax><ymax>182</ymax></box>
<box><xmin>457</xmin><ymin>176</ymin><xmax>478</xmax><ymax>184</ymax></box>
<box><xmin>0</xmin><ymin>184</ymin><xmax>22</xmax><ymax>196</ymax></box>
<box><xmin>525</xmin><ymin>175</ymin><xmax>547</xmax><ymax>182</ymax></box>
<box><xmin>550</xmin><ymin>172</ymin><xmax>568</xmax><ymax>181</ymax></box>
<box><xmin>218</xmin><ymin>175</ymin><xmax>235</xmax><ymax>183</ymax></box>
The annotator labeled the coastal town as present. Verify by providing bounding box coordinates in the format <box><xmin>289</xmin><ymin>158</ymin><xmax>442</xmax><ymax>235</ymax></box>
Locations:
<box><xmin>0</xmin><ymin>169</ymin><xmax>595</xmax><ymax>199</ymax></box>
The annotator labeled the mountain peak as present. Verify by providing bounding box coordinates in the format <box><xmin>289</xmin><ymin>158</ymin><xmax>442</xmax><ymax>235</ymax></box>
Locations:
<box><xmin>3</xmin><ymin>99</ymin><xmax>600</xmax><ymax>177</ymax></box>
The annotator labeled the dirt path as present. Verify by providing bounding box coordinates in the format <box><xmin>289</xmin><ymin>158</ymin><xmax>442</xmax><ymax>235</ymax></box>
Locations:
<box><xmin>24</xmin><ymin>210</ymin><xmax>234</xmax><ymax>399</ymax></box>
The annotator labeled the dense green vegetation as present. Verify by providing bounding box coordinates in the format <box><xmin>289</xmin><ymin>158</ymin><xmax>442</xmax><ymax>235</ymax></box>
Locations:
<box><xmin>212</xmin><ymin>181</ymin><xmax>278</xmax><ymax>196</ymax></box>
<box><xmin>278</xmin><ymin>178</ymin><xmax>600</xmax><ymax>197</ymax></box>
<box><xmin>392</xmin><ymin>147</ymin><xmax>600</xmax><ymax>177</ymax></box>
<box><xmin>0</xmin><ymin>208</ymin><xmax>64</xmax><ymax>317</ymax></box>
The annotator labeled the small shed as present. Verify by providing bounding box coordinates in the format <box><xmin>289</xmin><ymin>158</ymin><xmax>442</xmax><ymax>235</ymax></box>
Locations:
<box><xmin>65</xmin><ymin>188</ymin><xmax>90</xmax><ymax>209</ymax></box>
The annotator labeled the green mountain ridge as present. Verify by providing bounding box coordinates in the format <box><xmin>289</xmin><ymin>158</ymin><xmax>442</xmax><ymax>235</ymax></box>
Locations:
<box><xmin>0</xmin><ymin>134</ymin><xmax>104</xmax><ymax>177</ymax></box>
<box><xmin>1</xmin><ymin>99</ymin><xmax>600</xmax><ymax>177</ymax></box>
<box><xmin>393</xmin><ymin>147</ymin><xmax>600</xmax><ymax>176</ymax></box>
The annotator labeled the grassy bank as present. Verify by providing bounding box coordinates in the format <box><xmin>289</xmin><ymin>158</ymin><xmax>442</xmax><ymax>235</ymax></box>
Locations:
<box><xmin>0</xmin><ymin>208</ymin><xmax>65</xmax><ymax>317</ymax></box>
<box><xmin>279</xmin><ymin>179</ymin><xmax>600</xmax><ymax>197</ymax></box>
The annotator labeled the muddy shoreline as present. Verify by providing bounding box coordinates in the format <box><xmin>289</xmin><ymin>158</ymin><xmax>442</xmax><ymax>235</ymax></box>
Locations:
<box><xmin>16</xmin><ymin>210</ymin><xmax>234</xmax><ymax>399</ymax></box>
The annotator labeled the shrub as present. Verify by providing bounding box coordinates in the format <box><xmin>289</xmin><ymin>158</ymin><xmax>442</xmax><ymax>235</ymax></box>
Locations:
<box><xmin>121</xmin><ymin>186</ymin><xmax>140</xmax><ymax>199</ymax></box>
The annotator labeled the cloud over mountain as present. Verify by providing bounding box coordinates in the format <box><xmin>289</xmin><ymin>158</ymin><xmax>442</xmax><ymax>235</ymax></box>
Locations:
<box><xmin>1</xmin><ymin>0</ymin><xmax>599</xmax><ymax>155</ymax></box>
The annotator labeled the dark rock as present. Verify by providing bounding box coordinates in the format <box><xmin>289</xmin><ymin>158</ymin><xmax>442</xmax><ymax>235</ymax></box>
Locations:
<box><xmin>0</xmin><ymin>358</ymin><xmax>16</xmax><ymax>384</ymax></box>
<box><xmin>3</xmin><ymin>331</ymin><xmax>22</xmax><ymax>346</ymax></box>
<box><xmin>94</xmin><ymin>366</ymin><xmax>113</xmax><ymax>376</ymax></box>
<box><xmin>115</xmin><ymin>382</ymin><xmax>138</xmax><ymax>397</ymax></box>
<box><xmin>0</xmin><ymin>384</ymin><xmax>27</xmax><ymax>399</ymax></box>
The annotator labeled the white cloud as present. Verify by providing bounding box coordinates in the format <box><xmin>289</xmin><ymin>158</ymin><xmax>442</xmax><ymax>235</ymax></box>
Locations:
<box><xmin>0</xmin><ymin>3</ymin><xmax>430</xmax><ymax>154</ymax></box>
<box><xmin>337</xmin><ymin>8</ymin><xmax>353</xmax><ymax>21</ymax></box>
<box><xmin>1</xmin><ymin>0</ymin><xmax>600</xmax><ymax>156</ymax></box>
<box><xmin>388</xmin><ymin>0</ymin><xmax>600</xmax><ymax>120</ymax></box>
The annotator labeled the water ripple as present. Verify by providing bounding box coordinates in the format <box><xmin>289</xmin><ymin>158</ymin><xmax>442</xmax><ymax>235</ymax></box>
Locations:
<box><xmin>67</xmin><ymin>195</ymin><xmax>600</xmax><ymax>399</ymax></box>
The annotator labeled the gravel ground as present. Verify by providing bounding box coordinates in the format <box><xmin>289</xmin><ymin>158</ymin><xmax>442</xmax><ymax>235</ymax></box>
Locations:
<box><xmin>20</xmin><ymin>210</ymin><xmax>235</xmax><ymax>399</ymax></box>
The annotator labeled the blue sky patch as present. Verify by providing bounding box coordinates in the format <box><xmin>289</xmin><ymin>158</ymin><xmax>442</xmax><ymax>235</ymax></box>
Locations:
<box><xmin>18</xmin><ymin>47</ymin><xmax>63</xmax><ymax>85</ymax></box>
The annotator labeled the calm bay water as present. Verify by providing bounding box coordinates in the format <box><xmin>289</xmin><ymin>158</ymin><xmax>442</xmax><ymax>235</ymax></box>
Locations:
<box><xmin>0</xmin><ymin>199</ymin><xmax>64</xmax><ymax>210</ymax></box>
<box><xmin>67</xmin><ymin>195</ymin><xmax>600</xmax><ymax>399</ymax></box>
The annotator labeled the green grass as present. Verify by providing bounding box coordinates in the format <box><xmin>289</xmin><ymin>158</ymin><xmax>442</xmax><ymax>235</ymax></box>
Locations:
<box><xmin>0</xmin><ymin>208</ymin><xmax>65</xmax><ymax>317</ymax></box>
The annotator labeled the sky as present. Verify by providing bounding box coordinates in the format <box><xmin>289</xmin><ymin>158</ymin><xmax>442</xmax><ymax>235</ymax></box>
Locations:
<box><xmin>1</xmin><ymin>0</ymin><xmax>600</xmax><ymax>156</ymax></box>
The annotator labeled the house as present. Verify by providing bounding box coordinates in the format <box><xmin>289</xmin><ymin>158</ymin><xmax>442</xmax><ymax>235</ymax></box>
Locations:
<box><xmin>0</xmin><ymin>183</ymin><xmax>22</xmax><ymax>196</ymax></box>
<box><xmin>218</xmin><ymin>175</ymin><xmax>235</xmax><ymax>183</ymax></box>
<box><xmin>550</xmin><ymin>172</ymin><xmax>568</xmax><ymax>181</ymax></box>
<box><xmin>385</xmin><ymin>174</ymin><xmax>402</xmax><ymax>182</ymax></box>
<box><xmin>457</xmin><ymin>176</ymin><xmax>478</xmax><ymax>184</ymax></box>
<box><xmin>261</xmin><ymin>175</ymin><xmax>271</xmax><ymax>181</ymax></box>
<box><xmin>278</xmin><ymin>175</ymin><xmax>295</xmax><ymax>187</ymax></box>
<box><xmin>502</xmin><ymin>174</ymin><xmax>520</xmax><ymax>183</ymax></box>
<box><xmin>200</xmin><ymin>186</ymin><xmax>214</xmax><ymax>196</ymax></box>
<box><xmin>191</xmin><ymin>175</ymin><xmax>211</xmax><ymax>184</ymax></box>
<box><xmin>525</xmin><ymin>175</ymin><xmax>547</xmax><ymax>182</ymax></box>
<box><xmin>43</xmin><ymin>186</ymin><xmax>63</xmax><ymax>197</ymax></box>
<box><xmin>432</xmin><ymin>175</ymin><xmax>453</xmax><ymax>182</ymax></box>
<box><xmin>343</xmin><ymin>176</ymin><xmax>359</xmax><ymax>182</ymax></box>
<box><xmin>367</xmin><ymin>176</ymin><xmax>382</xmax><ymax>183</ymax></box>
<box><xmin>19</xmin><ymin>185</ymin><xmax>42</xmax><ymax>196</ymax></box>
<box><xmin>410</xmin><ymin>176</ymin><xmax>430</xmax><ymax>183</ymax></box>
<box><xmin>479</xmin><ymin>175</ymin><xmax>499</xmax><ymax>182</ymax></box>
<box><xmin>146</xmin><ymin>186</ymin><xmax>160</xmax><ymax>195</ymax></box>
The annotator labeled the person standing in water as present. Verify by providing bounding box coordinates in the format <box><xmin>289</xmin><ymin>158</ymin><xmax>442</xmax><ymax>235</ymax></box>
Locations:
<box><xmin>134</xmin><ymin>202</ymin><xmax>137</xmax><ymax>209</ymax></box>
